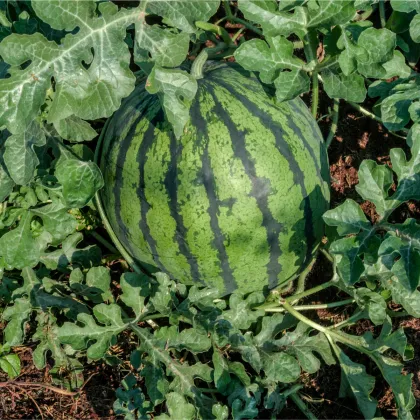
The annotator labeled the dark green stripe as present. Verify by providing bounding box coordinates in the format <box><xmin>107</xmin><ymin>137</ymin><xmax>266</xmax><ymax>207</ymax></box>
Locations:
<box><xmin>164</xmin><ymin>131</ymin><xmax>203</xmax><ymax>284</ymax></box>
<box><xmin>190</xmin><ymin>92</ymin><xmax>237</xmax><ymax>294</ymax></box>
<box><xmin>207</xmin><ymin>84</ymin><xmax>283</xmax><ymax>290</ymax></box>
<box><xmin>136</xmin><ymin>109</ymin><xmax>168</xmax><ymax>273</ymax></box>
<box><xmin>211</xmin><ymin>69</ymin><xmax>323</xmax><ymax>185</ymax></box>
<box><xmin>112</xmin><ymin>94</ymin><xmax>154</xmax><ymax>261</ymax></box>
<box><xmin>210</xmin><ymin>78</ymin><xmax>316</xmax><ymax>266</ymax></box>
<box><xmin>287</xmin><ymin>99</ymin><xmax>323</xmax><ymax>180</ymax></box>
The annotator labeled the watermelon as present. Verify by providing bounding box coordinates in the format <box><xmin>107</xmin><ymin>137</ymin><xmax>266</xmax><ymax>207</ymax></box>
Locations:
<box><xmin>99</xmin><ymin>63</ymin><xmax>330</xmax><ymax>296</ymax></box>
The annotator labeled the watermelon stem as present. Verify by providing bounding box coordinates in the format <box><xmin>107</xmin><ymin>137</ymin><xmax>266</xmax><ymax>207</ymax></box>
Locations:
<box><xmin>288</xmin><ymin>279</ymin><xmax>337</xmax><ymax>304</ymax></box>
<box><xmin>325</xmin><ymin>99</ymin><xmax>340</xmax><ymax>149</ymax></box>
<box><xmin>196</xmin><ymin>21</ymin><xmax>232</xmax><ymax>46</ymax></box>
<box><xmin>294</xmin><ymin>257</ymin><xmax>317</xmax><ymax>298</ymax></box>
<box><xmin>223</xmin><ymin>0</ymin><xmax>263</xmax><ymax>36</ymax></box>
<box><xmin>257</xmin><ymin>280</ymin><xmax>337</xmax><ymax>311</ymax></box>
<box><xmin>379</xmin><ymin>0</ymin><xmax>386</xmax><ymax>28</ymax></box>
<box><xmin>191</xmin><ymin>49</ymin><xmax>209</xmax><ymax>79</ymax></box>
<box><xmin>265</xmin><ymin>298</ymin><xmax>355</xmax><ymax>312</ymax></box>
<box><xmin>88</xmin><ymin>231</ymin><xmax>119</xmax><ymax>255</ymax></box>
<box><xmin>319</xmin><ymin>248</ymin><xmax>334</xmax><ymax>263</ymax></box>
<box><xmin>223</xmin><ymin>0</ymin><xmax>233</xmax><ymax>18</ymax></box>
<box><xmin>289</xmin><ymin>392</ymin><xmax>318</xmax><ymax>420</ymax></box>
<box><xmin>303</xmin><ymin>31</ymin><xmax>320</xmax><ymax>118</ymax></box>
<box><xmin>311</xmin><ymin>71</ymin><xmax>319</xmax><ymax>119</ymax></box>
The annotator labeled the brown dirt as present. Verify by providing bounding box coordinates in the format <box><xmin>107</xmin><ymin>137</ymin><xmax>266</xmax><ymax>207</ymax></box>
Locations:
<box><xmin>0</xmin><ymin>347</ymin><xmax>122</xmax><ymax>420</ymax></box>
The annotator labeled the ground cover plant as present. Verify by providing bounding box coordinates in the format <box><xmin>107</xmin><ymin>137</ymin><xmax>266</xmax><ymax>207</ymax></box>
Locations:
<box><xmin>0</xmin><ymin>0</ymin><xmax>419</xmax><ymax>419</ymax></box>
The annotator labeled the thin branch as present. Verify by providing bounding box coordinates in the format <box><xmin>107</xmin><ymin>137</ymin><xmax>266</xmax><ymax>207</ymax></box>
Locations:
<box><xmin>265</xmin><ymin>298</ymin><xmax>355</xmax><ymax>313</ymax></box>
<box><xmin>290</xmin><ymin>392</ymin><xmax>318</xmax><ymax>420</ymax></box>
<box><xmin>223</xmin><ymin>0</ymin><xmax>233</xmax><ymax>18</ymax></box>
<box><xmin>88</xmin><ymin>231</ymin><xmax>119</xmax><ymax>255</ymax></box>
<box><xmin>325</xmin><ymin>99</ymin><xmax>340</xmax><ymax>148</ymax></box>
<box><xmin>379</xmin><ymin>0</ymin><xmax>386</xmax><ymax>28</ymax></box>
<box><xmin>230</xmin><ymin>17</ymin><xmax>263</xmax><ymax>36</ymax></box>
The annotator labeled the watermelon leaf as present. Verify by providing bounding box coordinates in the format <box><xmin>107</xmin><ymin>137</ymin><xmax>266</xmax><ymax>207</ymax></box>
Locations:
<box><xmin>145</xmin><ymin>0</ymin><xmax>221</xmax><ymax>34</ymax></box>
<box><xmin>32</xmin><ymin>312</ymin><xmax>75</xmax><ymax>371</ymax></box>
<box><xmin>0</xmin><ymin>347</ymin><xmax>20</xmax><ymax>379</ymax></box>
<box><xmin>55</xmin><ymin>158</ymin><xmax>104</xmax><ymax>208</ymax></box>
<box><xmin>155</xmin><ymin>392</ymin><xmax>197</xmax><ymax>420</ymax></box>
<box><xmin>134</xmin><ymin>24</ymin><xmax>190</xmax><ymax>69</ymax></box>
<box><xmin>355</xmin><ymin>160</ymin><xmax>394</xmax><ymax>219</ymax></box>
<box><xmin>330</xmin><ymin>341</ymin><xmax>377</xmax><ymax>419</ymax></box>
<box><xmin>234</xmin><ymin>36</ymin><xmax>310</xmax><ymax>101</ymax></box>
<box><xmin>146</xmin><ymin>66</ymin><xmax>198</xmax><ymax>139</ymax></box>
<box><xmin>378</xmin><ymin>221</ymin><xmax>420</xmax><ymax>292</ymax></box>
<box><xmin>58</xmin><ymin>303</ymin><xmax>127</xmax><ymax>360</ymax></box>
<box><xmin>3</xmin><ymin>120</ymin><xmax>46</xmax><ymax>185</ymax></box>
<box><xmin>274</xmin><ymin>322</ymin><xmax>336</xmax><ymax>374</ymax></box>
<box><xmin>0</xmin><ymin>2</ymin><xmax>139</xmax><ymax>135</ymax></box>
<box><xmin>0</xmin><ymin>211</ymin><xmax>51</xmax><ymax>269</ymax></box>
<box><xmin>113</xmin><ymin>373</ymin><xmax>151</xmax><ymax>419</ymax></box>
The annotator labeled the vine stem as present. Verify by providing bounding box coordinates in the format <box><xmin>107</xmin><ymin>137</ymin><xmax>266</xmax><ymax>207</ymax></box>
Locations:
<box><xmin>265</xmin><ymin>298</ymin><xmax>355</xmax><ymax>313</ymax></box>
<box><xmin>311</xmin><ymin>71</ymin><xmax>319</xmax><ymax>118</ymax></box>
<box><xmin>257</xmin><ymin>279</ymin><xmax>336</xmax><ymax>311</ymax></box>
<box><xmin>379</xmin><ymin>0</ymin><xmax>386</xmax><ymax>27</ymax></box>
<box><xmin>231</xmin><ymin>17</ymin><xmax>263</xmax><ymax>36</ymax></box>
<box><xmin>288</xmin><ymin>280</ymin><xmax>336</xmax><ymax>303</ymax></box>
<box><xmin>280</xmin><ymin>300</ymin><xmax>363</xmax><ymax>349</ymax></box>
<box><xmin>88</xmin><ymin>231</ymin><xmax>119</xmax><ymax>255</ymax></box>
<box><xmin>223</xmin><ymin>1</ymin><xmax>263</xmax><ymax>36</ymax></box>
<box><xmin>223</xmin><ymin>0</ymin><xmax>233</xmax><ymax>18</ymax></box>
<box><xmin>325</xmin><ymin>99</ymin><xmax>340</xmax><ymax>148</ymax></box>
<box><xmin>328</xmin><ymin>309</ymin><xmax>364</xmax><ymax>330</ymax></box>
<box><xmin>303</xmin><ymin>31</ymin><xmax>319</xmax><ymax>118</ymax></box>
<box><xmin>319</xmin><ymin>248</ymin><xmax>334</xmax><ymax>263</ymax></box>
<box><xmin>195</xmin><ymin>21</ymin><xmax>232</xmax><ymax>45</ymax></box>
<box><xmin>191</xmin><ymin>49</ymin><xmax>209</xmax><ymax>79</ymax></box>
<box><xmin>295</xmin><ymin>257</ymin><xmax>316</xmax><ymax>296</ymax></box>
<box><xmin>347</xmin><ymin>100</ymin><xmax>383</xmax><ymax>123</ymax></box>
<box><xmin>290</xmin><ymin>393</ymin><xmax>318</xmax><ymax>420</ymax></box>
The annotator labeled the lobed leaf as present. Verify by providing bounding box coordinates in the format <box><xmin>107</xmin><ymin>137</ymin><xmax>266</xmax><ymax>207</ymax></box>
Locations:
<box><xmin>0</xmin><ymin>2</ymin><xmax>139</xmax><ymax>134</ymax></box>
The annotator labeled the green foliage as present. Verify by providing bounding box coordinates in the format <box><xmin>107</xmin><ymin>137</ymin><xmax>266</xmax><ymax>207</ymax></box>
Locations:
<box><xmin>0</xmin><ymin>1</ymin><xmax>419</xmax><ymax>419</ymax></box>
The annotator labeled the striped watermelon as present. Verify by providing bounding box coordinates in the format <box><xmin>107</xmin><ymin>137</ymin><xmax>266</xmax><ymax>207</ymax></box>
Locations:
<box><xmin>99</xmin><ymin>63</ymin><xmax>330</xmax><ymax>296</ymax></box>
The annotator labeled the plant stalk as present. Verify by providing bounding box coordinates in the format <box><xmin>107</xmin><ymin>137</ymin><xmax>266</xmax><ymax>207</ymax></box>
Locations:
<box><xmin>289</xmin><ymin>280</ymin><xmax>336</xmax><ymax>303</ymax></box>
<box><xmin>191</xmin><ymin>49</ymin><xmax>209</xmax><ymax>79</ymax></box>
<box><xmin>319</xmin><ymin>248</ymin><xmax>334</xmax><ymax>264</ymax></box>
<box><xmin>379</xmin><ymin>0</ymin><xmax>386</xmax><ymax>27</ymax></box>
<box><xmin>295</xmin><ymin>257</ymin><xmax>316</xmax><ymax>296</ymax></box>
<box><xmin>328</xmin><ymin>309</ymin><xmax>364</xmax><ymax>330</ymax></box>
<box><xmin>223</xmin><ymin>0</ymin><xmax>233</xmax><ymax>18</ymax></box>
<box><xmin>88</xmin><ymin>231</ymin><xmax>119</xmax><ymax>255</ymax></box>
<box><xmin>265</xmin><ymin>298</ymin><xmax>355</xmax><ymax>313</ymax></box>
<box><xmin>325</xmin><ymin>99</ymin><xmax>340</xmax><ymax>148</ymax></box>
<box><xmin>196</xmin><ymin>21</ymin><xmax>232</xmax><ymax>45</ymax></box>
<box><xmin>280</xmin><ymin>300</ymin><xmax>363</xmax><ymax>348</ymax></box>
<box><xmin>303</xmin><ymin>30</ymin><xmax>319</xmax><ymax>118</ymax></box>
<box><xmin>290</xmin><ymin>393</ymin><xmax>318</xmax><ymax>420</ymax></box>
<box><xmin>311</xmin><ymin>71</ymin><xmax>319</xmax><ymax>118</ymax></box>
<box><xmin>257</xmin><ymin>280</ymin><xmax>336</xmax><ymax>311</ymax></box>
